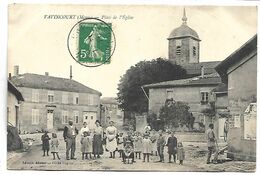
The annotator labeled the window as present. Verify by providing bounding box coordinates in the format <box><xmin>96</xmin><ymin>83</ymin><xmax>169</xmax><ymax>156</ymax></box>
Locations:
<box><xmin>201</xmin><ymin>92</ymin><xmax>209</xmax><ymax>104</ymax></box>
<box><xmin>62</xmin><ymin>110</ymin><xmax>69</xmax><ymax>124</ymax></box>
<box><xmin>88</xmin><ymin>94</ymin><xmax>94</xmax><ymax>105</ymax></box>
<box><xmin>48</xmin><ymin>91</ymin><xmax>54</xmax><ymax>103</ymax></box>
<box><xmin>32</xmin><ymin>89</ymin><xmax>39</xmax><ymax>102</ymax></box>
<box><xmin>62</xmin><ymin>92</ymin><xmax>69</xmax><ymax>104</ymax></box>
<box><xmin>32</xmin><ymin>109</ymin><xmax>39</xmax><ymax>125</ymax></box>
<box><xmin>193</xmin><ymin>46</ymin><xmax>196</xmax><ymax>56</ymax></box>
<box><xmin>176</xmin><ymin>46</ymin><xmax>181</xmax><ymax>55</ymax></box>
<box><xmin>74</xmin><ymin>111</ymin><xmax>79</xmax><ymax>124</ymax></box>
<box><xmin>91</xmin><ymin>116</ymin><xmax>93</xmax><ymax>120</ymax></box>
<box><xmin>73</xmin><ymin>93</ymin><xmax>79</xmax><ymax>105</ymax></box>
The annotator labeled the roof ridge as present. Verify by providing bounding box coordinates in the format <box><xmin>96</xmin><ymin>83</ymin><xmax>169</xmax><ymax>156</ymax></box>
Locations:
<box><xmin>21</xmin><ymin>73</ymin><xmax>72</xmax><ymax>81</ymax></box>
<box><xmin>143</xmin><ymin>73</ymin><xmax>220</xmax><ymax>88</ymax></box>
<box><xmin>11</xmin><ymin>73</ymin><xmax>102</xmax><ymax>95</ymax></box>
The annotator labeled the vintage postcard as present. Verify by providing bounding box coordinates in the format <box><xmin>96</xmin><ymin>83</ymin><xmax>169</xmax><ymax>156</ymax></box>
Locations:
<box><xmin>7</xmin><ymin>4</ymin><xmax>257</xmax><ymax>172</ymax></box>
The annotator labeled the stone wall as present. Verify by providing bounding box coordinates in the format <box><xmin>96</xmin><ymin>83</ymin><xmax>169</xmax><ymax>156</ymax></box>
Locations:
<box><xmin>7</xmin><ymin>91</ymin><xmax>19</xmax><ymax>127</ymax></box>
<box><xmin>227</xmin><ymin>52</ymin><xmax>257</xmax><ymax>161</ymax></box>
<box><xmin>148</xmin><ymin>85</ymin><xmax>217</xmax><ymax>130</ymax></box>
<box><xmin>169</xmin><ymin>37</ymin><xmax>199</xmax><ymax>65</ymax></box>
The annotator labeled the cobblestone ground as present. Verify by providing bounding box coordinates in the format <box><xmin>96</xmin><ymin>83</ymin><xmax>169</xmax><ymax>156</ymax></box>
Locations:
<box><xmin>7</xmin><ymin>132</ymin><xmax>256</xmax><ymax>172</ymax></box>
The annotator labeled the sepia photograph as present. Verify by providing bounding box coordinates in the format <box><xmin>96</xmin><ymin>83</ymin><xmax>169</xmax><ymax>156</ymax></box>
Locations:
<box><xmin>6</xmin><ymin>3</ymin><xmax>257</xmax><ymax>172</ymax></box>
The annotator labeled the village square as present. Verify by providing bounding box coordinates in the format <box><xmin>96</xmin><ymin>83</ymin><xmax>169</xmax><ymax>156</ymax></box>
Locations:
<box><xmin>7</xmin><ymin>7</ymin><xmax>257</xmax><ymax>172</ymax></box>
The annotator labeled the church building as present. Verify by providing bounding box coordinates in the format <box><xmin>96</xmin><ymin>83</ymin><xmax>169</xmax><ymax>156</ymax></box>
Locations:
<box><xmin>143</xmin><ymin>9</ymin><xmax>223</xmax><ymax>132</ymax></box>
<box><xmin>168</xmin><ymin>9</ymin><xmax>220</xmax><ymax>77</ymax></box>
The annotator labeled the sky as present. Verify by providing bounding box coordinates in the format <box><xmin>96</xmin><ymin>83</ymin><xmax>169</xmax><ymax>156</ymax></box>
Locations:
<box><xmin>8</xmin><ymin>5</ymin><xmax>257</xmax><ymax>97</ymax></box>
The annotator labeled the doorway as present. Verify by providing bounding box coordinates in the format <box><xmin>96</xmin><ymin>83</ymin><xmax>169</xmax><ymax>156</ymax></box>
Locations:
<box><xmin>47</xmin><ymin>110</ymin><xmax>54</xmax><ymax>130</ymax></box>
<box><xmin>83</xmin><ymin>111</ymin><xmax>97</xmax><ymax>130</ymax></box>
<box><xmin>218</xmin><ymin>118</ymin><xmax>226</xmax><ymax>139</ymax></box>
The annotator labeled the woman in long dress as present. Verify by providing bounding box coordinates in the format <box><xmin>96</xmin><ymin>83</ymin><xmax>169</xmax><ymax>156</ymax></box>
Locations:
<box><xmin>93</xmin><ymin>120</ymin><xmax>104</xmax><ymax>158</ymax></box>
<box><xmin>106</xmin><ymin>121</ymin><xmax>118</xmax><ymax>158</ymax></box>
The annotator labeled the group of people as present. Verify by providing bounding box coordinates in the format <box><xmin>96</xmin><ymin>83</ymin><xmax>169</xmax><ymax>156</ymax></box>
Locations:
<box><xmin>41</xmin><ymin>120</ymin><xmax>185</xmax><ymax>165</ymax></box>
<box><xmin>41</xmin><ymin>120</ymin><xmax>104</xmax><ymax>160</ymax></box>
<box><xmin>41</xmin><ymin>121</ymin><xmax>220</xmax><ymax>165</ymax></box>
<box><xmin>119</xmin><ymin>129</ymin><xmax>185</xmax><ymax>164</ymax></box>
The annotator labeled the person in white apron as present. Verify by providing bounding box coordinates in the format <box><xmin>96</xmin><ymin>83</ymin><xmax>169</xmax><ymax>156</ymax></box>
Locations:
<box><xmin>105</xmin><ymin>121</ymin><xmax>118</xmax><ymax>158</ymax></box>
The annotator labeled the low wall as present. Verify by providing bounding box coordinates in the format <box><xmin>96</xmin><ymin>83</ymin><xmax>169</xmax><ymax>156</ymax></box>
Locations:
<box><xmin>174</xmin><ymin>132</ymin><xmax>206</xmax><ymax>142</ymax></box>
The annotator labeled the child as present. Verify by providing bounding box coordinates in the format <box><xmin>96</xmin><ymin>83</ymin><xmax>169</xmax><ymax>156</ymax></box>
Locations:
<box><xmin>124</xmin><ymin>131</ymin><xmax>134</xmax><ymax>147</ymax></box>
<box><xmin>117</xmin><ymin>132</ymin><xmax>124</xmax><ymax>158</ymax></box>
<box><xmin>166</xmin><ymin>131</ymin><xmax>177</xmax><ymax>163</ymax></box>
<box><xmin>81</xmin><ymin>131</ymin><xmax>93</xmax><ymax>160</ymax></box>
<box><xmin>142</xmin><ymin>133</ymin><xmax>151</xmax><ymax>162</ymax></box>
<box><xmin>177</xmin><ymin>142</ymin><xmax>185</xmax><ymax>165</ymax></box>
<box><xmin>133</xmin><ymin>132</ymin><xmax>142</xmax><ymax>159</ymax></box>
<box><xmin>41</xmin><ymin>131</ymin><xmax>50</xmax><ymax>156</ymax></box>
<box><xmin>50</xmin><ymin>133</ymin><xmax>60</xmax><ymax>160</ymax></box>
<box><xmin>122</xmin><ymin>140</ymin><xmax>135</xmax><ymax>164</ymax></box>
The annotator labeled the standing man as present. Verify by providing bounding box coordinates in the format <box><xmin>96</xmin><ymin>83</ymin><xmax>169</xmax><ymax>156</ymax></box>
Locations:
<box><xmin>166</xmin><ymin>131</ymin><xmax>177</xmax><ymax>163</ymax></box>
<box><xmin>157</xmin><ymin>130</ymin><xmax>166</xmax><ymax>162</ymax></box>
<box><xmin>206</xmin><ymin>124</ymin><xmax>218</xmax><ymax>164</ymax></box>
<box><xmin>63</xmin><ymin>120</ymin><xmax>78</xmax><ymax>160</ymax></box>
<box><xmin>224</xmin><ymin>118</ymin><xmax>229</xmax><ymax>142</ymax></box>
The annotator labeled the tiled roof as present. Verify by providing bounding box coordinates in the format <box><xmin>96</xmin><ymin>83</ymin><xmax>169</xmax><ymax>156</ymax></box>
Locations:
<box><xmin>8</xmin><ymin>80</ymin><xmax>24</xmax><ymax>101</ymax></box>
<box><xmin>182</xmin><ymin>61</ymin><xmax>221</xmax><ymax>75</ymax></box>
<box><xmin>211</xmin><ymin>83</ymin><xmax>228</xmax><ymax>93</ymax></box>
<box><xmin>101</xmin><ymin>97</ymin><xmax>119</xmax><ymax>105</ymax></box>
<box><xmin>143</xmin><ymin>73</ymin><xmax>221</xmax><ymax>89</ymax></box>
<box><xmin>168</xmin><ymin>24</ymin><xmax>200</xmax><ymax>41</ymax></box>
<box><xmin>10</xmin><ymin>73</ymin><xmax>101</xmax><ymax>95</ymax></box>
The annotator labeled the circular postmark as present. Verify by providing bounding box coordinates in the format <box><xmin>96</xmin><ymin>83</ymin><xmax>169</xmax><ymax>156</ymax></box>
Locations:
<box><xmin>67</xmin><ymin>18</ymin><xmax>116</xmax><ymax>67</ymax></box>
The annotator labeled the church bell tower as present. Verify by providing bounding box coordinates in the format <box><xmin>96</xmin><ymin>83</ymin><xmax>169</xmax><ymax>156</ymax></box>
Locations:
<box><xmin>168</xmin><ymin>8</ymin><xmax>201</xmax><ymax>65</ymax></box>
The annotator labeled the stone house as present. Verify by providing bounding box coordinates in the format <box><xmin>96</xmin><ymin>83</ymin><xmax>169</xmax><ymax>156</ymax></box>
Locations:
<box><xmin>10</xmin><ymin>72</ymin><xmax>102</xmax><ymax>133</ymax></box>
<box><xmin>215</xmin><ymin>34</ymin><xmax>257</xmax><ymax>161</ymax></box>
<box><xmin>143</xmin><ymin>73</ymin><xmax>221</xmax><ymax>131</ymax></box>
<box><xmin>100</xmin><ymin>97</ymin><xmax>124</xmax><ymax>129</ymax></box>
<box><xmin>7</xmin><ymin>80</ymin><xmax>24</xmax><ymax>129</ymax></box>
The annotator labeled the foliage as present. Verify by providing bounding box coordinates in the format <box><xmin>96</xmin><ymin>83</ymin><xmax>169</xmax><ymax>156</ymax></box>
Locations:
<box><xmin>201</xmin><ymin>102</ymin><xmax>216</xmax><ymax>119</ymax></box>
<box><xmin>147</xmin><ymin>112</ymin><xmax>157</xmax><ymax>128</ymax></box>
<box><xmin>117</xmin><ymin>58</ymin><xmax>187</xmax><ymax>115</ymax></box>
<box><xmin>159</xmin><ymin>101</ymin><xmax>191</xmax><ymax>128</ymax></box>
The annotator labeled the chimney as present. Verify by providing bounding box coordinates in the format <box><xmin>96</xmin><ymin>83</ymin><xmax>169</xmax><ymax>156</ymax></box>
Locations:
<box><xmin>14</xmin><ymin>65</ymin><xmax>19</xmax><ymax>76</ymax></box>
<box><xmin>45</xmin><ymin>72</ymin><xmax>49</xmax><ymax>76</ymax></box>
<box><xmin>201</xmin><ymin>66</ymin><xmax>204</xmax><ymax>78</ymax></box>
<box><xmin>70</xmin><ymin>65</ymin><xmax>73</xmax><ymax>80</ymax></box>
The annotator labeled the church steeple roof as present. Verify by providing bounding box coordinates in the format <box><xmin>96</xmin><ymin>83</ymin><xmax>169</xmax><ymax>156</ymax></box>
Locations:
<box><xmin>182</xmin><ymin>8</ymin><xmax>187</xmax><ymax>25</ymax></box>
<box><xmin>168</xmin><ymin>8</ymin><xmax>200</xmax><ymax>41</ymax></box>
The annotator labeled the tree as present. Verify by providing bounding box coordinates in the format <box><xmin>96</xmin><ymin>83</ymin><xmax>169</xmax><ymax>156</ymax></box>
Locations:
<box><xmin>147</xmin><ymin>112</ymin><xmax>157</xmax><ymax>128</ymax></box>
<box><xmin>159</xmin><ymin>101</ymin><xmax>191</xmax><ymax>129</ymax></box>
<box><xmin>117</xmin><ymin>58</ymin><xmax>187</xmax><ymax>115</ymax></box>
